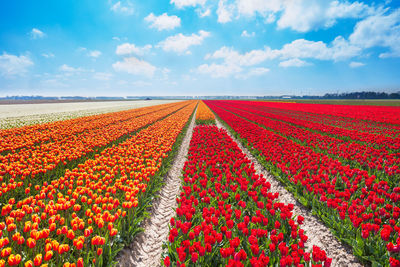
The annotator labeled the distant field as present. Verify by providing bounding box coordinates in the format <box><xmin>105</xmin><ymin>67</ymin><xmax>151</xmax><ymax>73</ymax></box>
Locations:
<box><xmin>0</xmin><ymin>100</ymin><xmax>182</xmax><ymax>128</ymax></box>
<box><xmin>255</xmin><ymin>99</ymin><xmax>400</xmax><ymax>106</ymax></box>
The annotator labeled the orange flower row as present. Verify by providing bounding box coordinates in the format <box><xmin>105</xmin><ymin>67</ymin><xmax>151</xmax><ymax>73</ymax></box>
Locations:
<box><xmin>195</xmin><ymin>100</ymin><xmax>215</xmax><ymax>125</ymax></box>
<box><xmin>0</xmin><ymin>101</ymin><xmax>191</xmax><ymax>201</ymax></box>
<box><xmin>0</xmin><ymin>102</ymin><xmax>182</xmax><ymax>154</ymax></box>
<box><xmin>0</xmin><ymin>101</ymin><xmax>197</xmax><ymax>266</ymax></box>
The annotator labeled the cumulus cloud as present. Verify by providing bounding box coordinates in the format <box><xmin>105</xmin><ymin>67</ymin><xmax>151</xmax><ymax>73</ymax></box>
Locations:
<box><xmin>217</xmin><ymin>0</ymin><xmax>377</xmax><ymax>32</ymax></box>
<box><xmin>145</xmin><ymin>13</ymin><xmax>181</xmax><ymax>31</ymax></box>
<box><xmin>205</xmin><ymin>46</ymin><xmax>278</xmax><ymax>66</ymax></box>
<box><xmin>279</xmin><ymin>58</ymin><xmax>311</xmax><ymax>67</ymax></box>
<box><xmin>197</xmin><ymin>33</ymin><xmax>364</xmax><ymax>78</ymax></box>
<box><xmin>349</xmin><ymin>61</ymin><xmax>365</xmax><ymax>68</ymax></box>
<box><xmin>59</xmin><ymin>64</ymin><xmax>86</xmax><ymax>73</ymax></box>
<box><xmin>112</xmin><ymin>57</ymin><xmax>156</xmax><ymax>77</ymax></box>
<box><xmin>237</xmin><ymin>0</ymin><xmax>282</xmax><ymax>17</ymax></box>
<box><xmin>170</xmin><ymin>0</ymin><xmax>206</xmax><ymax>8</ymax></box>
<box><xmin>277</xmin><ymin>0</ymin><xmax>375</xmax><ymax>32</ymax></box>
<box><xmin>217</xmin><ymin>0</ymin><xmax>235</xmax><ymax>23</ymax></box>
<box><xmin>349</xmin><ymin>8</ymin><xmax>400</xmax><ymax>58</ymax></box>
<box><xmin>0</xmin><ymin>53</ymin><xmax>34</xmax><ymax>77</ymax></box>
<box><xmin>30</xmin><ymin>28</ymin><xmax>46</xmax><ymax>39</ymax></box>
<box><xmin>116</xmin><ymin>43</ymin><xmax>152</xmax><ymax>56</ymax></box>
<box><xmin>157</xmin><ymin>30</ymin><xmax>210</xmax><ymax>54</ymax></box>
<box><xmin>197</xmin><ymin>8</ymin><xmax>211</xmax><ymax>17</ymax></box>
<box><xmin>110</xmin><ymin>1</ymin><xmax>134</xmax><ymax>15</ymax></box>
<box><xmin>279</xmin><ymin>37</ymin><xmax>361</xmax><ymax>61</ymax></box>
<box><xmin>88</xmin><ymin>50</ymin><xmax>102</xmax><ymax>58</ymax></box>
<box><xmin>241</xmin><ymin>30</ymin><xmax>255</xmax><ymax>37</ymax></box>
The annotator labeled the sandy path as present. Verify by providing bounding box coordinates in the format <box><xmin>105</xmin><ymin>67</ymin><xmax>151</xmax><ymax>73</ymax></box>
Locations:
<box><xmin>117</xmin><ymin>108</ymin><xmax>197</xmax><ymax>267</ymax></box>
<box><xmin>216</xmin><ymin>119</ymin><xmax>363</xmax><ymax>267</ymax></box>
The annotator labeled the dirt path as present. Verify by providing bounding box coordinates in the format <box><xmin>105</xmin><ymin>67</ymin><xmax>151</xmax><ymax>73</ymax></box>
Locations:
<box><xmin>216</xmin><ymin>119</ymin><xmax>363</xmax><ymax>267</ymax></box>
<box><xmin>117</xmin><ymin>108</ymin><xmax>197</xmax><ymax>267</ymax></box>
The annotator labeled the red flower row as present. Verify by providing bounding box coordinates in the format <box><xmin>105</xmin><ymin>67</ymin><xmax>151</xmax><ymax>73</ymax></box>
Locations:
<box><xmin>164</xmin><ymin>125</ymin><xmax>331</xmax><ymax>267</ymax></box>
<box><xmin>206</xmin><ymin>100</ymin><xmax>400</xmax><ymax>266</ymax></box>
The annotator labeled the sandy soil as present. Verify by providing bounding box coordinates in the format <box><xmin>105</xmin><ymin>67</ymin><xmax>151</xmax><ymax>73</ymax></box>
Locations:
<box><xmin>117</xmin><ymin>108</ymin><xmax>197</xmax><ymax>267</ymax></box>
<box><xmin>216</xmin><ymin>119</ymin><xmax>363</xmax><ymax>267</ymax></box>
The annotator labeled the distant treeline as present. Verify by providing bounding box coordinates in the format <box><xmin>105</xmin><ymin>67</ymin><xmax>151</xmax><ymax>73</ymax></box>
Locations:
<box><xmin>321</xmin><ymin>91</ymin><xmax>400</xmax><ymax>99</ymax></box>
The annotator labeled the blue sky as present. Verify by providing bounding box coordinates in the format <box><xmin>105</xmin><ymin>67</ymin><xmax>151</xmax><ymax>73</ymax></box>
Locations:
<box><xmin>0</xmin><ymin>0</ymin><xmax>400</xmax><ymax>96</ymax></box>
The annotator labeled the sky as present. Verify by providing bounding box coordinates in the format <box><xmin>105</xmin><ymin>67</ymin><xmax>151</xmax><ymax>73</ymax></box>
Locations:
<box><xmin>0</xmin><ymin>0</ymin><xmax>400</xmax><ymax>96</ymax></box>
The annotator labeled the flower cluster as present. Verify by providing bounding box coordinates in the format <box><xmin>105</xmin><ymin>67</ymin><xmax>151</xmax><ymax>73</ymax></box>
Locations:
<box><xmin>206</xmin><ymin>100</ymin><xmax>400</xmax><ymax>266</ymax></box>
<box><xmin>0</xmin><ymin>101</ymin><xmax>189</xmax><ymax>202</ymax></box>
<box><xmin>195</xmin><ymin>101</ymin><xmax>215</xmax><ymax>125</ymax></box>
<box><xmin>0</xmin><ymin>101</ymin><xmax>197</xmax><ymax>266</ymax></box>
<box><xmin>212</xmin><ymin>101</ymin><xmax>400</xmax><ymax>179</ymax></box>
<box><xmin>164</xmin><ymin>125</ymin><xmax>331</xmax><ymax>267</ymax></box>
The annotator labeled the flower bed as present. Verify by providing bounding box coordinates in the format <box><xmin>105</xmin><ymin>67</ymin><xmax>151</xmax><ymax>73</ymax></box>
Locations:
<box><xmin>164</xmin><ymin>125</ymin><xmax>331</xmax><ymax>267</ymax></box>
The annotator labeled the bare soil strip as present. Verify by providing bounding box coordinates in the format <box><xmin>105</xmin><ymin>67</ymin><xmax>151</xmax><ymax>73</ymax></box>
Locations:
<box><xmin>216</xmin><ymin>119</ymin><xmax>363</xmax><ymax>267</ymax></box>
<box><xmin>117</xmin><ymin>108</ymin><xmax>197</xmax><ymax>267</ymax></box>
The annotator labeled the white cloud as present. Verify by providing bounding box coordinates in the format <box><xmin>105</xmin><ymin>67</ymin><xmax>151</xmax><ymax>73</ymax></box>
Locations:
<box><xmin>221</xmin><ymin>0</ymin><xmax>377</xmax><ymax>32</ymax></box>
<box><xmin>116</xmin><ymin>43</ymin><xmax>152</xmax><ymax>56</ymax></box>
<box><xmin>235</xmin><ymin>67</ymin><xmax>270</xmax><ymax>79</ymax></box>
<box><xmin>157</xmin><ymin>30</ymin><xmax>210</xmax><ymax>54</ymax></box>
<box><xmin>145</xmin><ymin>13</ymin><xmax>181</xmax><ymax>31</ymax></box>
<box><xmin>197</xmin><ymin>63</ymin><xmax>242</xmax><ymax>78</ymax></box>
<box><xmin>30</xmin><ymin>28</ymin><xmax>46</xmax><ymax>39</ymax></box>
<box><xmin>349</xmin><ymin>9</ymin><xmax>400</xmax><ymax>58</ymax></box>
<box><xmin>206</xmin><ymin>46</ymin><xmax>278</xmax><ymax>66</ymax></box>
<box><xmin>170</xmin><ymin>0</ymin><xmax>206</xmax><ymax>8</ymax></box>
<box><xmin>42</xmin><ymin>53</ymin><xmax>55</xmax><ymax>58</ymax></box>
<box><xmin>279</xmin><ymin>37</ymin><xmax>361</xmax><ymax>61</ymax></box>
<box><xmin>349</xmin><ymin>61</ymin><xmax>365</xmax><ymax>68</ymax></box>
<box><xmin>197</xmin><ymin>8</ymin><xmax>211</xmax><ymax>17</ymax></box>
<box><xmin>217</xmin><ymin>0</ymin><xmax>235</xmax><ymax>23</ymax></box>
<box><xmin>198</xmin><ymin>34</ymin><xmax>363</xmax><ymax>78</ymax></box>
<box><xmin>93</xmin><ymin>72</ymin><xmax>113</xmax><ymax>80</ymax></box>
<box><xmin>112</xmin><ymin>57</ymin><xmax>156</xmax><ymax>77</ymax></box>
<box><xmin>0</xmin><ymin>53</ymin><xmax>34</xmax><ymax>77</ymax></box>
<box><xmin>277</xmin><ymin>1</ymin><xmax>374</xmax><ymax>32</ymax></box>
<box><xmin>241</xmin><ymin>30</ymin><xmax>255</xmax><ymax>37</ymax></box>
<box><xmin>279</xmin><ymin>58</ymin><xmax>311</xmax><ymax>67</ymax></box>
<box><xmin>110</xmin><ymin>1</ymin><xmax>134</xmax><ymax>15</ymax></box>
<box><xmin>88</xmin><ymin>50</ymin><xmax>102</xmax><ymax>58</ymax></box>
<box><xmin>59</xmin><ymin>64</ymin><xmax>86</xmax><ymax>73</ymax></box>
<box><xmin>237</xmin><ymin>0</ymin><xmax>282</xmax><ymax>17</ymax></box>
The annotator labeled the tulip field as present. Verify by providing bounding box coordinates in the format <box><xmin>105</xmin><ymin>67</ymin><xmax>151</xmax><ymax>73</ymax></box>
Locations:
<box><xmin>0</xmin><ymin>99</ymin><xmax>399</xmax><ymax>266</ymax></box>
<box><xmin>204</xmin><ymin>100</ymin><xmax>400</xmax><ymax>267</ymax></box>
<box><xmin>163</xmin><ymin>125</ymin><xmax>331</xmax><ymax>267</ymax></box>
<box><xmin>0</xmin><ymin>100</ymin><xmax>197</xmax><ymax>266</ymax></box>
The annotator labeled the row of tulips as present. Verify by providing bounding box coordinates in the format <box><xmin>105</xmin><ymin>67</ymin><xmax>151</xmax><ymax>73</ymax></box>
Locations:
<box><xmin>211</xmin><ymin>101</ymin><xmax>400</xmax><ymax>183</ymax></box>
<box><xmin>195</xmin><ymin>101</ymin><xmax>215</xmax><ymax>125</ymax></box>
<box><xmin>205</xmin><ymin>101</ymin><xmax>400</xmax><ymax>266</ymax></box>
<box><xmin>0</xmin><ymin>101</ymin><xmax>197</xmax><ymax>267</ymax></box>
<box><xmin>164</xmin><ymin>125</ymin><xmax>331</xmax><ymax>267</ymax></box>
<box><xmin>255</xmin><ymin>102</ymin><xmax>400</xmax><ymax>138</ymax></box>
<box><xmin>0</xmin><ymin>101</ymin><xmax>183</xmax><ymax>154</ymax></box>
<box><xmin>217</xmin><ymin>101</ymin><xmax>400</xmax><ymax>150</ymax></box>
<box><xmin>0</xmin><ymin>101</ymin><xmax>191</xmax><ymax>203</ymax></box>
<box><xmin>255</xmin><ymin>100</ymin><xmax>400</xmax><ymax>126</ymax></box>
